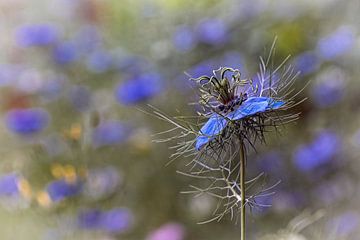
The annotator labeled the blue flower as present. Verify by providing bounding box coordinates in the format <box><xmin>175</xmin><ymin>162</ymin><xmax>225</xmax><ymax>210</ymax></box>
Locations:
<box><xmin>92</xmin><ymin>121</ymin><xmax>130</xmax><ymax>148</ymax></box>
<box><xmin>78</xmin><ymin>208</ymin><xmax>133</xmax><ymax>234</ymax></box>
<box><xmin>293</xmin><ymin>51</ymin><xmax>320</xmax><ymax>76</ymax></box>
<box><xmin>173</xmin><ymin>25</ymin><xmax>197</xmax><ymax>52</ymax></box>
<box><xmin>293</xmin><ymin>131</ymin><xmax>340</xmax><ymax>172</ymax></box>
<box><xmin>316</xmin><ymin>26</ymin><xmax>355</xmax><ymax>60</ymax></box>
<box><xmin>196</xmin><ymin>18</ymin><xmax>228</xmax><ymax>45</ymax></box>
<box><xmin>15</xmin><ymin>23</ymin><xmax>59</xmax><ymax>47</ymax></box>
<box><xmin>0</xmin><ymin>173</ymin><xmax>20</xmax><ymax>196</ymax></box>
<box><xmin>52</xmin><ymin>41</ymin><xmax>79</xmax><ymax>65</ymax></box>
<box><xmin>68</xmin><ymin>85</ymin><xmax>92</xmax><ymax>112</ymax></box>
<box><xmin>86</xmin><ymin>50</ymin><xmax>113</xmax><ymax>73</ymax></box>
<box><xmin>311</xmin><ymin>68</ymin><xmax>345</xmax><ymax>108</ymax></box>
<box><xmin>46</xmin><ymin>179</ymin><xmax>82</xmax><ymax>202</ymax></box>
<box><xmin>84</xmin><ymin>167</ymin><xmax>121</xmax><ymax>199</ymax></box>
<box><xmin>5</xmin><ymin>108</ymin><xmax>49</xmax><ymax>135</ymax></box>
<box><xmin>115</xmin><ymin>72</ymin><xmax>163</xmax><ymax>105</ymax></box>
<box><xmin>196</xmin><ymin>97</ymin><xmax>285</xmax><ymax>150</ymax></box>
<box><xmin>327</xmin><ymin>212</ymin><xmax>360</xmax><ymax>236</ymax></box>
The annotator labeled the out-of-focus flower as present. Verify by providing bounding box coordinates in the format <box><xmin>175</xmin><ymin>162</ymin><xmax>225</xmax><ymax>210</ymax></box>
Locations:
<box><xmin>92</xmin><ymin>121</ymin><xmax>130</xmax><ymax>148</ymax></box>
<box><xmin>84</xmin><ymin>167</ymin><xmax>121</xmax><ymax>200</ymax></box>
<box><xmin>327</xmin><ymin>212</ymin><xmax>360</xmax><ymax>236</ymax></box>
<box><xmin>15</xmin><ymin>23</ymin><xmax>59</xmax><ymax>47</ymax></box>
<box><xmin>115</xmin><ymin>72</ymin><xmax>163</xmax><ymax>105</ymax></box>
<box><xmin>196</xmin><ymin>18</ymin><xmax>228</xmax><ymax>45</ymax></box>
<box><xmin>293</xmin><ymin>51</ymin><xmax>320</xmax><ymax>76</ymax></box>
<box><xmin>64</xmin><ymin>123</ymin><xmax>82</xmax><ymax>141</ymax></box>
<box><xmin>73</xmin><ymin>25</ymin><xmax>102</xmax><ymax>54</ymax></box>
<box><xmin>221</xmin><ymin>52</ymin><xmax>245</xmax><ymax>71</ymax></box>
<box><xmin>173</xmin><ymin>25</ymin><xmax>197</xmax><ymax>52</ymax></box>
<box><xmin>78</xmin><ymin>208</ymin><xmax>133</xmax><ymax>234</ymax></box>
<box><xmin>45</xmin><ymin>179</ymin><xmax>83</xmax><ymax>202</ymax></box>
<box><xmin>311</xmin><ymin>67</ymin><xmax>346</xmax><ymax>108</ymax></box>
<box><xmin>293</xmin><ymin>130</ymin><xmax>340</xmax><ymax>172</ymax></box>
<box><xmin>86</xmin><ymin>50</ymin><xmax>113</xmax><ymax>73</ymax></box>
<box><xmin>146</xmin><ymin>223</ymin><xmax>185</xmax><ymax>240</ymax></box>
<box><xmin>39</xmin><ymin>75</ymin><xmax>66</xmax><ymax>102</ymax></box>
<box><xmin>68</xmin><ymin>85</ymin><xmax>92</xmax><ymax>112</ymax></box>
<box><xmin>52</xmin><ymin>41</ymin><xmax>79</xmax><ymax>65</ymax></box>
<box><xmin>5</xmin><ymin>108</ymin><xmax>50</xmax><ymax>135</ymax></box>
<box><xmin>0</xmin><ymin>64</ymin><xmax>23</xmax><ymax>87</ymax></box>
<box><xmin>0</xmin><ymin>173</ymin><xmax>31</xmax><ymax>199</ymax></box>
<box><xmin>316</xmin><ymin>26</ymin><xmax>355</xmax><ymax>60</ymax></box>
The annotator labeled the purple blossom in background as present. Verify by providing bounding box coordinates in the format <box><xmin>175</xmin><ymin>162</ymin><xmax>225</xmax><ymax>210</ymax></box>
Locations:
<box><xmin>5</xmin><ymin>108</ymin><xmax>49</xmax><ymax>135</ymax></box>
<box><xmin>311</xmin><ymin>68</ymin><xmax>346</xmax><ymax>108</ymax></box>
<box><xmin>146</xmin><ymin>223</ymin><xmax>185</xmax><ymax>240</ymax></box>
<box><xmin>78</xmin><ymin>208</ymin><xmax>133</xmax><ymax>234</ymax></box>
<box><xmin>86</xmin><ymin>50</ymin><xmax>113</xmax><ymax>73</ymax></box>
<box><xmin>173</xmin><ymin>25</ymin><xmax>197</xmax><ymax>52</ymax></box>
<box><xmin>68</xmin><ymin>85</ymin><xmax>92</xmax><ymax>112</ymax></box>
<box><xmin>73</xmin><ymin>25</ymin><xmax>102</xmax><ymax>54</ymax></box>
<box><xmin>257</xmin><ymin>151</ymin><xmax>285</xmax><ymax>176</ymax></box>
<box><xmin>221</xmin><ymin>52</ymin><xmax>245</xmax><ymax>71</ymax></box>
<box><xmin>46</xmin><ymin>179</ymin><xmax>83</xmax><ymax>202</ymax></box>
<box><xmin>327</xmin><ymin>212</ymin><xmax>360</xmax><ymax>236</ymax></box>
<box><xmin>84</xmin><ymin>167</ymin><xmax>121</xmax><ymax>200</ymax></box>
<box><xmin>196</xmin><ymin>18</ymin><xmax>228</xmax><ymax>45</ymax></box>
<box><xmin>115</xmin><ymin>72</ymin><xmax>163</xmax><ymax>105</ymax></box>
<box><xmin>92</xmin><ymin>121</ymin><xmax>130</xmax><ymax>148</ymax></box>
<box><xmin>293</xmin><ymin>51</ymin><xmax>320</xmax><ymax>76</ymax></box>
<box><xmin>115</xmin><ymin>54</ymin><xmax>151</xmax><ymax>74</ymax></box>
<box><xmin>0</xmin><ymin>173</ymin><xmax>20</xmax><ymax>197</ymax></box>
<box><xmin>39</xmin><ymin>75</ymin><xmax>66</xmax><ymax>102</ymax></box>
<box><xmin>293</xmin><ymin>130</ymin><xmax>340</xmax><ymax>172</ymax></box>
<box><xmin>0</xmin><ymin>64</ymin><xmax>23</xmax><ymax>87</ymax></box>
<box><xmin>316</xmin><ymin>26</ymin><xmax>355</xmax><ymax>60</ymax></box>
<box><xmin>15</xmin><ymin>23</ymin><xmax>59</xmax><ymax>47</ymax></box>
<box><xmin>52</xmin><ymin>41</ymin><xmax>79</xmax><ymax>65</ymax></box>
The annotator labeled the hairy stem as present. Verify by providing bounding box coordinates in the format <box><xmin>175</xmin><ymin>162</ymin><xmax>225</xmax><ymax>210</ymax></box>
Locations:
<box><xmin>240</xmin><ymin>141</ymin><xmax>246</xmax><ymax>240</ymax></box>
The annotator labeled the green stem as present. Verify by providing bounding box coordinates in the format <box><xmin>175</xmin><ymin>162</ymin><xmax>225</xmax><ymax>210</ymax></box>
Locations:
<box><xmin>240</xmin><ymin>141</ymin><xmax>246</xmax><ymax>240</ymax></box>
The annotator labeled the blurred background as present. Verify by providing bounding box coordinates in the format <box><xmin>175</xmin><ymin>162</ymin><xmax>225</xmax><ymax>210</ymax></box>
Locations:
<box><xmin>0</xmin><ymin>0</ymin><xmax>360</xmax><ymax>239</ymax></box>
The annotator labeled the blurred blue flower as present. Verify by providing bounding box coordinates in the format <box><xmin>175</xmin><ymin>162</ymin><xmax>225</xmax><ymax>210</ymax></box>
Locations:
<box><xmin>0</xmin><ymin>64</ymin><xmax>23</xmax><ymax>87</ymax></box>
<box><xmin>46</xmin><ymin>179</ymin><xmax>82</xmax><ymax>202</ymax></box>
<box><xmin>146</xmin><ymin>223</ymin><xmax>185</xmax><ymax>240</ymax></box>
<box><xmin>86</xmin><ymin>50</ymin><xmax>113</xmax><ymax>73</ymax></box>
<box><xmin>78</xmin><ymin>208</ymin><xmax>133</xmax><ymax>234</ymax></box>
<box><xmin>39</xmin><ymin>75</ymin><xmax>66</xmax><ymax>102</ymax></box>
<box><xmin>73</xmin><ymin>25</ymin><xmax>102</xmax><ymax>54</ymax></box>
<box><xmin>173</xmin><ymin>25</ymin><xmax>197</xmax><ymax>52</ymax></box>
<box><xmin>311</xmin><ymin>68</ymin><xmax>346</xmax><ymax>108</ymax></box>
<box><xmin>196</xmin><ymin>18</ymin><xmax>228</xmax><ymax>45</ymax></box>
<box><xmin>327</xmin><ymin>212</ymin><xmax>360</xmax><ymax>236</ymax></box>
<box><xmin>52</xmin><ymin>41</ymin><xmax>79</xmax><ymax>65</ymax></box>
<box><xmin>293</xmin><ymin>131</ymin><xmax>340</xmax><ymax>172</ymax></box>
<box><xmin>68</xmin><ymin>85</ymin><xmax>92</xmax><ymax>112</ymax></box>
<box><xmin>115</xmin><ymin>72</ymin><xmax>163</xmax><ymax>105</ymax></box>
<box><xmin>221</xmin><ymin>52</ymin><xmax>245</xmax><ymax>71</ymax></box>
<box><xmin>257</xmin><ymin>151</ymin><xmax>285</xmax><ymax>176</ymax></box>
<box><xmin>316</xmin><ymin>26</ymin><xmax>355</xmax><ymax>60</ymax></box>
<box><xmin>196</xmin><ymin>97</ymin><xmax>285</xmax><ymax>150</ymax></box>
<box><xmin>5</xmin><ymin>108</ymin><xmax>49</xmax><ymax>135</ymax></box>
<box><xmin>293</xmin><ymin>51</ymin><xmax>320</xmax><ymax>76</ymax></box>
<box><xmin>15</xmin><ymin>23</ymin><xmax>59</xmax><ymax>47</ymax></box>
<box><xmin>92</xmin><ymin>121</ymin><xmax>130</xmax><ymax>148</ymax></box>
<box><xmin>0</xmin><ymin>173</ymin><xmax>20</xmax><ymax>196</ymax></box>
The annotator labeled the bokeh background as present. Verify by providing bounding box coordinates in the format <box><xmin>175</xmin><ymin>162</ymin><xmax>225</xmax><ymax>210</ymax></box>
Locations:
<box><xmin>0</xmin><ymin>0</ymin><xmax>360</xmax><ymax>239</ymax></box>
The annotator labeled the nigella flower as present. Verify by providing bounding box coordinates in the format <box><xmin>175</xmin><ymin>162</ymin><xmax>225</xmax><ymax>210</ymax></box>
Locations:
<box><xmin>115</xmin><ymin>72</ymin><xmax>163</xmax><ymax>105</ymax></box>
<box><xmin>173</xmin><ymin>25</ymin><xmax>197</xmax><ymax>53</ymax></box>
<box><xmin>5</xmin><ymin>108</ymin><xmax>50</xmax><ymax>135</ymax></box>
<box><xmin>15</xmin><ymin>23</ymin><xmax>59</xmax><ymax>47</ymax></box>
<box><xmin>293</xmin><ymin>51</ymin><xmax>321</xmax><ymax>76</ymax></box>
<box><xmin>86</xmin><ymin>49</ymin><xmax>113</xmax><ymax>73</ymax></box>
<box><xmin>0</xmin><ymin>173</ymin><xmax>32</xmax><ymax>200</ymax></box>
<box><xmin>152</xmin><ymin>43</ymin><xmax>301</xmax><ymax>224</ymax></box>
<box><xmin>78</xmin><ymin>208</ymin><xmax>133</xmax><ymax>234</ymax></box>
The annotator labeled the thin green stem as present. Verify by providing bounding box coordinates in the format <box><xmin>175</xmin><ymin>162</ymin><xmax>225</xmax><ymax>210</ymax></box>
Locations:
<box><xmin>240</xmin><ymin>141</ymin><xmax>246</xmax><ymax>240</ymax></box>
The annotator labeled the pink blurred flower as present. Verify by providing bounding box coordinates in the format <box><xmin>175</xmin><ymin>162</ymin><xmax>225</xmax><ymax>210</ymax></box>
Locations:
<box><xmin>146</xmin><ymin>223</ymin><xmax>185</xmax><ymax>240</ymax></box>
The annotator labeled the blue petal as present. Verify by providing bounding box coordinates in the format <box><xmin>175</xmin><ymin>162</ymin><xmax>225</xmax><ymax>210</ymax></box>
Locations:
<box><xmin>267</xmin><ymin>100</ymin><xmax>285</xmax><ymax>109</ymax></box>
<box><xmin>228</xmin><ymin>98</ymin><xmax>269</xmax><ymax>120</ymax></box>
<box><xmin>196</xmin><ymin>115</ymin><xmax>227</xmax><ymax>150</ymax></box>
